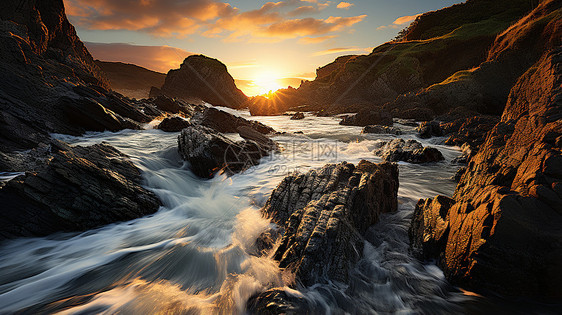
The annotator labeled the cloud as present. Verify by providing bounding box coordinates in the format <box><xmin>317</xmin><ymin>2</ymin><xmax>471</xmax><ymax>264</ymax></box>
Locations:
<box><xmin>85</xmin><ymin>42</ymin><xmax>193</xmax><ymax>72</ymax></box>
<box><xmin>377</xmin><ymin>13</ymin><xmax>421</xmax><ymax>30</ymax></box>
<box><xmin>65</xmin><ymin>0</ymin><xmax>360</xmax><ymax>42</ymax></box>
<box><xmin>312</xmin><ymin>46</ymin><xmax>371</xmax><ymax>56</ymax></box>
<box><xmin>336</xmin><ymin>2</ymin><xmax>354</xmax><ymax>10</ymax></box>
<box><xmin>298</xmin><ymin>35</ymin><xmax>337</xmax><ymax>44</ymax></box>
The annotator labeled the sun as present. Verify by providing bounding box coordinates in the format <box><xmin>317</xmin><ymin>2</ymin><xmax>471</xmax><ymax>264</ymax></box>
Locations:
<box><xmin>251</xmin><ymin>71</ymin><xmax>283</xmax><ymax>96</ymax></box>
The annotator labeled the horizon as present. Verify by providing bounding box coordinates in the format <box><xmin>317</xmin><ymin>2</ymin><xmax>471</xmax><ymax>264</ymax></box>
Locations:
<box><xmin>67</xmin><ymin>0</ymin><xmax>462</xmax><ymax>96</ymax></box>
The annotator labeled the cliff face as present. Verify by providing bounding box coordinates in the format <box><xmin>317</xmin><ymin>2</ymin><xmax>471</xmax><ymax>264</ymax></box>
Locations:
<box><xmin>153</xmin><ymin>55</ymin><xmax>248</xmax><ymax>108</ymax></box>
<box><xmin>409</xmin><ymin>1</ymin><xmax>562</xmax><ymax>297</ymax></box>
<box><xmin>0</xmin><ymin>0</ymin><xmax>107</xmax><ymax>87</ymax></box>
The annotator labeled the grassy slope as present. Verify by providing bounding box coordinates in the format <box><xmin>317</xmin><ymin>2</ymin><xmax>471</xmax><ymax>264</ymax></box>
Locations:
<box><xmin>297</xmin><ymin>0</ymin><xmax>538</xmax><ymax>110</ymax></box>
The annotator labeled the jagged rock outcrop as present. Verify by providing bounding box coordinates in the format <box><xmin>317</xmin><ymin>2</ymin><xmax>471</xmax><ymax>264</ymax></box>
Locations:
<box><xmin>157</xmin><ymin>116</ymin><xmax>191</xmax><ymax>132</ymax></box>
<box><xmin>0</xmin><ymin>140</ymin><xmax>161</xmax><ymax>239</ymax></box>
<box><xmin>248</xmin><ymin>161</ymin><xmax>398</xmax><ymax>312</ymax></box>
<box><xmin>362</xmin><ymin>125</ymin><xmax>402</xmax><ymax>135</ymax></box>
<box><xmin>373</xmin><ymin>139</ymin><xmax>444</xmax><ymax>163</ymax></box>
<box><xmin>178</xmin><ymin>125</ymin><xmax>276</xmax><ymax>178</ymax></box>
<box><xmin>193</xmin><ymin>107</ymin><xmax>275</xmax><ymax>134</ymax></box>
<box><xmin>0</xmin><ymin>0</ymin><xmax>184</xmax><ymax>152</ymax></box>
<box><xmin>154</xmin><ymin>55</ymin><xmax>248</xmax><ymax>108</ymax></box>
<box><xmin>417</xmin><ymin>121</ymin><xmax>443</xmax><ymax>139</ymax></box>
<box><xmin>340</xmin><ymin>110</ymin><xmax>393</xmax><ymax>127</ymax></box>
<box><xmin>409</xmin><ymin>47</ymin><xmax>562</xmax><ymax>298</ymax></box>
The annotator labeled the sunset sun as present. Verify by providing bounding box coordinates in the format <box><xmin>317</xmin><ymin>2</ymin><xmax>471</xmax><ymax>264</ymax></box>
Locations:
<box><xmin>251</xmin><ymin>71</ymin><xmax>283</xmax><ymax>96</ymax></box>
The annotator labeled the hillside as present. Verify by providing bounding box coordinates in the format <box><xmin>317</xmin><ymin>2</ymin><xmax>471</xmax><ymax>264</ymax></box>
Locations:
<box><xmin>96</xmin><ymin>61</ymin><xmax>166</xmax><ymax>99</ymax></box>
<box><xmin>247</xmin><ymin>0</ymin><xmax>539</xmax><ymax>116</ymax></box>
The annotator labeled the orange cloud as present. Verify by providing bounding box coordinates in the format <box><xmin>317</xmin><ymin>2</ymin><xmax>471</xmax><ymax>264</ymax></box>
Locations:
<box><xmin>336</xmin><ymin>2</ymin><xmax>354</xmax><ymax>10</ymax></box>
<box><xmin>85</xmin><ymin>42</ymin><xmax>193</xmax><ymax>73</ymax></box>
<box><xmin>377</xmin><ymin>13</ymin><xmax>421</xmax><ymax>30</ymax></box>
<box><xmin>65</xmin><ymin>0</ymin><xmax>360</xmax><ymax>42</ymax></box>
<box><xmin>298</xmin><ymin>35</ymin><xmax>337</xmax><ymax>44</ymax></box>
<box><xmin>312</xmin><ymin>46</ymin><xmax>371</xmax><ymax>56</ymax></box>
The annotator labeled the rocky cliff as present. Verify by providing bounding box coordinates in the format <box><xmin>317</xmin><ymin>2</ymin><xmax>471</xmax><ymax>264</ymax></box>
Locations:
<box><xmin>409</xmin><ymin>19</ymin><xmax>562</xmax><ymax>301</ymax></box>
<box><xmin>152</xmin><ymin>55</ymin><xmax>248</xmax><ymax>108</ymax></box>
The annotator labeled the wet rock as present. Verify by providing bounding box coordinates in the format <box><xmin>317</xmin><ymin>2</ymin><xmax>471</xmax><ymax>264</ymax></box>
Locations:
<box><xmin>237</xmin><ymin>126</ymin><xmax>276</xmax><ymax>149</ymax></box>
<box><xmin>153</xmin><ymin>95</ymin><xmax>183</xmax><ymax>114</ymax></box>
<box><xmin>452</xmin><ymin>167</ymin><xmax>466</xmax><ymax>182</ymax></box>
<box><xmin>373</xmin><ymin>139</ymin><xmax>444</xmax><ymax>163</ymax></box>
<box><xmin>362</xmin><ymin>125</ymin><xmax>402</xmax><ymax>135</ymax></box>
<box><xmin>290</xmin><ymin>112</ymin><xmax>305</xmax><ymax>120</ymax></box>
<box><xmin>442</xmin><ymin>115</ymin><xmax>500</xmax><ymax>149</ymax></box>
<box><xmin>340</xmin><ymin>109</ymin><xmax>393</xmax><ymax>127</ymax></box>
<box><xmin>417</xmin><ymin>121</ymin><xmax>443</xmax><ymax>138</ymax></box>
<box><xmin>410</xmin><ymin>46</ymin><xmax>562</xmax><ymax>298</ymax></box>
<box><xmin>194</xmin><ymin>107</ymin><xmax>275</xmax><ymax>134</ymax></box>
<box><xmin>247</xmin><ymin>289</ymin><xmax>316</xmax><ymax>315</ymax></box>
<box><xmin>157</xmin><ymin>116</ymin><xmax>191</xmax><ymax>132</ymax></box>
<box><xmin>262</xmin><ymin>161</ymin><xmax>399</xmax><ymax>286</ymax></box>
<box><xmin>178</xmin><ymin>125</ymin><xmax>274</xmax><ymax>178</ymax></box>
<box><xmin>156</xmin><ymin>55</ymin><xmax>248</xmax><ymax>108</ymax></box>
<box><xmin>0</xmin><ymin>142</ymin><xmax>161</xmax><ymax>239</ymax></box>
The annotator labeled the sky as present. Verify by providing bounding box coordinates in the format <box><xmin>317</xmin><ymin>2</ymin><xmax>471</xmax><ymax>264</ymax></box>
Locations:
<box><xmin>65</xmin><ymin>0</ymin><xmax>462</xmax><ymax>96</ymax></box>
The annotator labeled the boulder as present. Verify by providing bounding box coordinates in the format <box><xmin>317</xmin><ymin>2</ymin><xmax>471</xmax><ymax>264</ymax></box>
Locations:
<box><xmin>157</xmin><ymin>116</ymin><xmax>191</xmax><ymax>132</ymax></box>
<box><xmin>417</xmin><ymin>121</ymin><xmax>443</xmax><ymax>138</ymax></box>
<box><xmin>157</xmin><ymin>55</ymin><xmax>248</xmax><ymax>108</ymax></box>
<box><xmin>0</xmin><ymin>141</ymin><xmax>161</xmax><ymax>239</ymax></box>
<box><xmin>442</xmin><ymin>115</ymin><xmax>500</xmax><ymax>149</ymax></box>
<box><xmin>409</xmin><ymin>47</ymin><xmax>562</xmax><ymax>298</ymax></box>
<box><xmin>362</xmin><ymin>125</ymin><xmax>402</xmax><ymax>135</ymax></box>
<box><xmin>153</xmin><ymin>95</ymin><xmax>183</xmax><ymax>114</ymax></box>
<box><xmin>373</xmin><ymin>139</ymin><xmax>444</xmax><ymax>163</ymax></box>
<box><xmin>178</xmin><ymin>125</ymin><xmax>274</xmax><ymax>178</ymax></box>
<box><xmin>340</xmin><ymin>109</ymin><xmax>393</xmax><ymax>127</ymax></box>
<box><xmin>194</xmin><ymin>107</ymin><xmax>275</xmax><ymax>134</ymax></box>
<box><xmin>249</xmin><ymin>161</ymin><xmax>398</xmax><ymax>310</ymax></box>
<box><xmin>262</xmin><ymin>161</ymin><xmax>399</xmax><ymax>285</ymax></box>
<box><xmin>290</xmin><ymin>112</ymin><xmax>305</xmax><ymax>120</ymax></box>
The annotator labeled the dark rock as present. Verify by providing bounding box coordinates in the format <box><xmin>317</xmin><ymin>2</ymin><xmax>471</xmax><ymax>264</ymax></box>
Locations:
<box><xmin>290</xmin><ymin>112</ymin><xmax>305</xmax><ymax>120</ymax></box>
<box><xmin>262</xmin><ymin>161</ymin><xmax>399</xmax><ymax>286</ymax></box>
<box><xmin>157</xmin><ymin>116</ymin><xmax>191</xmax><ymax>132</ymax></box>
<box><xmin>409</xmin><ymin>46</ymin><xmax>562</xmax><ymax>298</ymax></box>
<box><xmin>195</xmin><ymin>107</ymin><xmax>275</xmax><ymax>134</ymax></box>
<box><xmin>362</xmin><ymin>125</ymin><xmax>402</xmax><ymax>135</ymax></box>
<box><xmin>417</xmin><ymin>121</ymin><xmax>443</xmax><ymax>138</ymax></box>
<box><xmin>247</xmin><ymin>289</ymin><xmax>316</xmax><ymax>315</ymax></box>
<box><xmin>373</xmin><ymin>139</ymin><xmax>444</xmax><ymax>163</ymax></box>
<box><xmin>157</xmin><ymin>55</ymin><xmax>248</xmax><ymax>108</ymax></box>
<box><xmin>442</xmin><ymin>115</ymin><xmax>500</xmax><ymax>149</ymax></box>
<box><xmin>452</xmin><ymin>167</ymin><xmax>466</xmax><ymax>182</ymax></box>
<box><xmin>59</xmin><ymin>96</ymin><xmax>141</xmax><ymax>133</ymax></box>
<box><xmin>237</xmin><ymin>126</ymin><xmax>276</xmax><ymax>149</ymax></box>
<box><xmin>0</xmin><ymin>142</ymin><xmax>161</xmax><ymax>239</ymax></box>
<box><xmin>340</xmin><ymin>109</ymin><xmax>393</xmax><ymax>127</ymax></box>
<box><xmin>178</xmin><ymin>125</ymin><xmax>274</xmax><ymax>178</ymax></box>
<box><xmin>153</xmin><ymin>95</ymin><xmax>182</xmax><ymax>114</ymax></box>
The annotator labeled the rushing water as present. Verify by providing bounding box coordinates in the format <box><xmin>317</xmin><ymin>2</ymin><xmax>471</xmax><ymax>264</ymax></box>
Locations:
<box><xmin>0</xmin><ymin>110</ymin><xmax>554</xmax><ymax>314</ymax></box>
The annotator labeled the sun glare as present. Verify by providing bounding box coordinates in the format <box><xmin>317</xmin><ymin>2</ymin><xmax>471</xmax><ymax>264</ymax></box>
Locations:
<box><xmin>251</xmin><ymin>71</ymin><xmax>283</xmax><ymax>96</ymax></box>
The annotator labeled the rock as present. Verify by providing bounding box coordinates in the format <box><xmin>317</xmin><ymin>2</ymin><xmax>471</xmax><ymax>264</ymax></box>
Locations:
<box><xmin>0</xmin><ymin>142</ymin><xmax>161</xmax><ymax>239</ymax></box>
<box><xmin>178</xmin><ymin>125</ymin><xmax>274</xmax><ymax>178</ymax></box>
<box><xmin>340</xmin><ymin>109</ymin><xmax>393</xmax><ymax>127</ymax></box>
<box><xmin>452</xmin><ymin>167</ymin><xmax>466</xmax><ymax>182</ymax></box>
<box><xmin>58</xmin><ymin>96</ymin><xmax>141</xmax><ymax>133</ymax></box>
<box><xmin>373</xmin><ymin>139</ymin><xmax>444</xmax><ymax>163</ymax></box>
<box><xmin>157</xmin><ymin>116</ymin><xmax>191</xmax><ymax>132</ymax></box>
<box><xmin>261</xmin><ymin>161</ymin><xmax>399</xmax><ymax>286</ymax></box>
<box><xmin>237</xmin><ymin>126</ymin><xmax>276</xmax><ymax>149</ymax></box>
<box><xmin>156</xmin><ymin>55</ymin><xmax>248</xmax><ymax>108</ymax></box>
<box><xmin>194</xmin><ymin>107</ymin><xmax>275</xmax><ymax>134</ymax></box>
<box><xmin>417</xmin><ymin>121</ymin><xmax>443</xmax><ymax>138</ymax></box>
<box><xmin>409</xmin><ymin>45</ymin><xmax>562</xmax><ymax>298</ymax></box>
<box><xmin>290</xmin><ymin>112</ymin><xmax>305</xmax><ymax>120</ymax></box>
<box><xmin>442</xmin><ymin>115</ymin><xmax>500</xmax><ymax>149</ymax></box>
<box><xmin>153</xmin><ymin>95</ymin><xmax>182</xmax><ymax>114</ymax></box>
<box><xmin>247</xmin><ymin>289</ymin><xmax>316</xmax><ymax>315</ymax></box>
<box><xmin>362</xmin><ymin>125</ymin><xmax>402</xmax><ymax>135</ymax></box>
